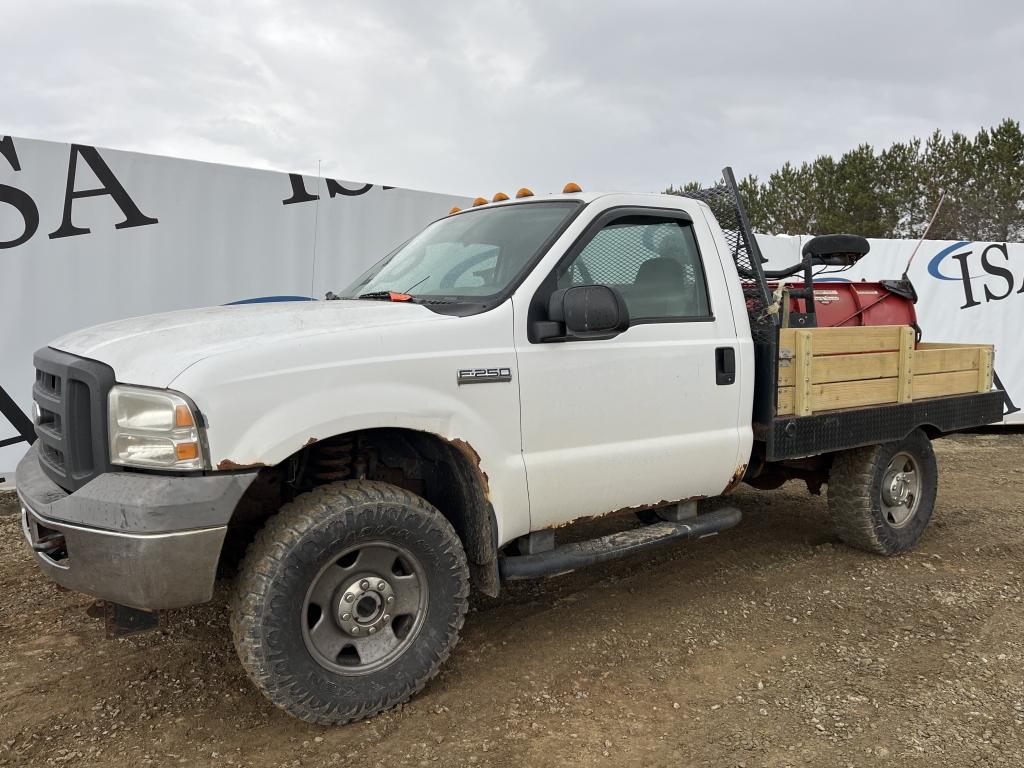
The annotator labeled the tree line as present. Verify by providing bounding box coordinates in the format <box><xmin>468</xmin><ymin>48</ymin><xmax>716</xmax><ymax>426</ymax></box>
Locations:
<box><xmin>666</xmin><ymin>118</ymin><xmax>1024</xmax><ymax>242</ymax></box>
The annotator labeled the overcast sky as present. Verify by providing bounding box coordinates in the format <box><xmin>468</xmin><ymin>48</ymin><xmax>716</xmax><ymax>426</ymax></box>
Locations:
<box><xmin>4</xmin><ymin>1</ymin><xmax>1023</xmax><ymax>196</ymax></box>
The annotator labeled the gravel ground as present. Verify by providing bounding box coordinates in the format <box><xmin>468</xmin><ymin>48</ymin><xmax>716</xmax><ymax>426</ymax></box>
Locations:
<box><xmin>1</xmin><ymin>432</ymin><xmax>1022</xmax><ymax>767</ymax></box>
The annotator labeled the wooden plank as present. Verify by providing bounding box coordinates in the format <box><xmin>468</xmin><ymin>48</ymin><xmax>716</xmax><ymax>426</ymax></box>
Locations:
<box><xmin>915</xmin><ymin>347</ymin><xmax>981</xmax><ymax>376</ymax></box>
<box><xmin>897</xmin><ymin>325</ymin><xmax>915</xmax><ymax>403</ymax></box>
<box><xmin>777</xmin><ymin>386</ymin><xmax>794</xmax><ymax>415</ymax></box>
<box><xmin>914</xmin><ymin>370</ymin><xmax>979</xmax><ymax>399</ymax></box>
<box><xmin>794</xmin><ymin>330</ymin><xmax>812</xmax><ymax>416</ymax></box>
<box><xmin>811</xmin><ymin>377</ymin><xmax>899</xmax><ymax>412</ymax></box>
<box><xmin>978</xmin><ymin>347</ymin><xmax>994</xmax><ymax>393</ymax></box>
<box><xmin>779</xmin><ymin>325</ymin><xmax>903</xmax><ymax>357</ymax></box>
<box><xmin>778</xmin><ymin>372</ymin><xmax>980</xmax><ymax>416</ymax></box>
<box><xmin>777</xmin><ymin>351</ymin><xmax>898</xmax><ymax>386</ymax></box>
<box><xmin>917</xmin><ymin>341</ymin><xmax>989</xmax><ymax>350</ymax></box>
<box><xmin>778</xmin><ymin>379</ymin><xmax>900</xmax><ymax>415</ymax></box>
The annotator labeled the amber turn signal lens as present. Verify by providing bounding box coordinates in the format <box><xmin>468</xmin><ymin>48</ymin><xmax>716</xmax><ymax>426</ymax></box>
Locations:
<box><xmin>449</xmin><ymin>206</ymin><xmax>462</xmax><ymax>214</ymax></box>
<box><xmin>174</xmin><ymin>405</ymin><xmax>194</xmax><ymax>428</ymax></box>
<box><xmin>562</xmin><ymin>182</ymin><xmax>582</xmax><ymax>193</ymax></box>
<box><xmin>492</xmin><ymin>192</ymin><xmax>509</xmax><ymax>202</ymax></box>
<box><xmin>516</xmin><ymin>188</ymin><xmax>534</xmax><ymax>198</ymax></box>
<box><xmin>472</xmin><ymin>197</ymin><xmax>488</xmax><ymax>206</ymax></box>
<box><xmin>175</xmin><ymin>442</ymin><xmax>199</xmax><ymax>461</ymax></box>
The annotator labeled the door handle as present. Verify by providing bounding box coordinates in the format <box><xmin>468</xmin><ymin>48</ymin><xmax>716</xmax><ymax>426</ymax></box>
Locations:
<box><xmin>715</xmin><ymin>347</ymin><xmax>736</xmax><ymax>385</ymax></box>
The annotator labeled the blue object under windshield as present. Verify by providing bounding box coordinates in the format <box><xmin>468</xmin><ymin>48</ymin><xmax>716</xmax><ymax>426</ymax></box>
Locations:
<box><xmin>342</xmin><ymin>202</ymin><xmax>581</xmax><ymax>302</ymax></box>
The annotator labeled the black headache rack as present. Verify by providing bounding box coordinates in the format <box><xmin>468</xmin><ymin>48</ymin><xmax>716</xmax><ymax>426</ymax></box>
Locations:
<box><xmin>679</xmin><ymin>168</ymin><xmax>1005</xmax><ymax>463</ymax></box>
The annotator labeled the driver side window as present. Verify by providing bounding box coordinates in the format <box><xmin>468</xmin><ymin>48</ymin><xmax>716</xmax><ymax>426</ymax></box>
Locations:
<box><xmin>556</xmin><ymin>216</ymin><xmax>711</xmax><ymax>321</ymax></box>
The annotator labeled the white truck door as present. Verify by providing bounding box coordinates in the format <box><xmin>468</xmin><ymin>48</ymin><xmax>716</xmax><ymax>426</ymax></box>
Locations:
<box><xmin>514</xmin><ymin>208</ymin><xmax>745</xmax><ymax>531</ymax></box>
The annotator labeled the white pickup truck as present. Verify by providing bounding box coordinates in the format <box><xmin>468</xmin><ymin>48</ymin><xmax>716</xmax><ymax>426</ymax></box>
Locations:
<box><xmin>17</xmin><ymin>169</ymin><xmax>1003</xmax><ymax>724</ymax></box>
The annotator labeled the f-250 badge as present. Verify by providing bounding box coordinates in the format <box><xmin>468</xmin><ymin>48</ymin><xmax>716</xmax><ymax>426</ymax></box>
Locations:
<box><xmin>457</xmin><ymin>367</ymin><xmax>512</xmax><ymax>385</ymax></box>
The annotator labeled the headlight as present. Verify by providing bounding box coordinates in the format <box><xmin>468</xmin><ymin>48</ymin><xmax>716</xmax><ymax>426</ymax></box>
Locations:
<box><xmin>108</xmin><ymin>385</ymin><xmax>207</xmax><ymax>470</ymax></box>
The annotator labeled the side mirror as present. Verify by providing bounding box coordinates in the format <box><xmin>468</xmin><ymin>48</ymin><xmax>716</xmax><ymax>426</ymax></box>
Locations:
<box><xmin>534</xmin><ymin>284</ymin><xmax>630</xmax><ymax>342</ymax></box>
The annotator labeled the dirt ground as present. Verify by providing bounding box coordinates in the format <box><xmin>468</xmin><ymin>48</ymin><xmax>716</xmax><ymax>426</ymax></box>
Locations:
<box><xmin>1</xmin><ymin>433</ymin><xmax>1022</xmax><ymax>768</ymax></box>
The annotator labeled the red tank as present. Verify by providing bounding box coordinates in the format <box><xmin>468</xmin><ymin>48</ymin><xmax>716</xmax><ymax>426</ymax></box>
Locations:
<box><xmin>769</xmin><ymin>280</ymin><xmax>918</xmax><ymax>328</ymax></box>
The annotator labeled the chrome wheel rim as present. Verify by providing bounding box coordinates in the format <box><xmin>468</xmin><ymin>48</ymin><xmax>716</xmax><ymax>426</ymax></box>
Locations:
<box><xmin>880</xmin><ymin>451</ymin><xmax>921</xmax><ymax>529</ymax></box>
<box><xmin>301</xmin><ymin>541</ymin><xmax>427</xmax><ymax>674</ymax></box>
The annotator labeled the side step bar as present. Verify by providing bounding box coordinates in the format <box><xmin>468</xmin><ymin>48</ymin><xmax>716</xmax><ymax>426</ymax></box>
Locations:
<box><xmin>499</xmin><ymin>506</ymin><xmax>742</xmax><ymax>580</ymax></box>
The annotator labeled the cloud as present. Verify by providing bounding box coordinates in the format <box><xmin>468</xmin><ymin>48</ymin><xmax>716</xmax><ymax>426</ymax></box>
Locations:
<box><xmin>3</xmin><ymin>0</ymin><xmax>1022</xmax><ymax>195</ymax></box>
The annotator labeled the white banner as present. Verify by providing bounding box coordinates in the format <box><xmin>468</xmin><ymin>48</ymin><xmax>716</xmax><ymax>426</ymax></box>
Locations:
<box><xmin>756</xmin><ymin>234</ymin><xmax>1023</xmax><ymax>424</ymax></box>
<box><xmin>0</xmin><ymin>136</ymin><xmax>468</xmax><ymax>474</ymax></box>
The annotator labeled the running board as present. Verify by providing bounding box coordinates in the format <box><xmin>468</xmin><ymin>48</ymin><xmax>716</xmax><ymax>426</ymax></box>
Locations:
<box><xmin>499</xmin><ymin>506</ymin><xmax>742</xmax><ymax>580</ymax></box>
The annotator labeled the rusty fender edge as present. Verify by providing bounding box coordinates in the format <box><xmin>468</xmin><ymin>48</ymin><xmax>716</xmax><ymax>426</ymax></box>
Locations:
<box><xmin>500</xmin><ymin>506</ymin><xmax>742</xmax><ymax>580</ymax></box>
<box><xmin>216</xmin><ymin>459</ymin><xmax>268</xmax><ymax>471</ymax></box>
<box><xmin>449</xmin><ymin>438</ymin><xmax>490</xmax><ymax>495</ymax></box>
<box><xmin>722</xmin><ymin>463</ymin><xmax>748</xmax><ymax>495</ymax></box>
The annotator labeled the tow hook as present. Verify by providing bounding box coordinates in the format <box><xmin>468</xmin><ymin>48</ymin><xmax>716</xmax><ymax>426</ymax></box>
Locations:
<box><xmin>87</xmin><ymin>601</ymin><xmax>161</xmax><ymax>638</ymax></box>
<box><xmin>30</xmin><ymin>531</ymin><xmax>66</xmax><ymax>556</ymax></box>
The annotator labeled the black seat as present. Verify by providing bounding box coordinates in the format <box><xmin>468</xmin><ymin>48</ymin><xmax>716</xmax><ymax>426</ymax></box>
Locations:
<box><xmin>802</xmin><ymin>234</ymin><xmax>870</xmax><ymax>259</ymax></box>
<box><xmin>629</xmin><ymin>257</ymin><xmax>693</xmax><ymax>318</ymax></box>
<box><xmin>634</xmin><ymin>256</ymin><xmax>686</xmax><ymax>286</ymax></box>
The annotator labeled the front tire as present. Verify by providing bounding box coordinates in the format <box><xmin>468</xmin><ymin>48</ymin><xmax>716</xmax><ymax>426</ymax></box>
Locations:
<box><xmin>231</xmin><ymin>480</ymin><xmax>469</xmax><ymax>725</ymax></box>
<box><xmin>827</xmin><ymin>429</ymin><xmax>938</xmax><ymax>555</ymax></box>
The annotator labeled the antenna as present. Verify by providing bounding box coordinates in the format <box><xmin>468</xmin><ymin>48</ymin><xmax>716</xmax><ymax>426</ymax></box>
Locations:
<box><xmin>310</xmin><ymin>159</ymin><xmax>322</xmax><ymax>298</ymax></box>
<box><xmin>902</xmin><ymin>193</ymin><xmax>946</xmax><ymax>280</ymax></box>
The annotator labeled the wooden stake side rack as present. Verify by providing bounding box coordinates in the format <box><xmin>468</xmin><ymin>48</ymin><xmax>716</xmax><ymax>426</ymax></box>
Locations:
<box><xmin>776</xmin><ymin>326</ymin><xmax>994</xmax><ymax>417</ymax></box>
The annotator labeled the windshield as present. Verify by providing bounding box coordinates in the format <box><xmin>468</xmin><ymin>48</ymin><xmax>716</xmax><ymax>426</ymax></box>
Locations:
<box><xmin>342</xmin><ymin>201</ymin><xmax>581</xmax><ymax>301</ymax></box>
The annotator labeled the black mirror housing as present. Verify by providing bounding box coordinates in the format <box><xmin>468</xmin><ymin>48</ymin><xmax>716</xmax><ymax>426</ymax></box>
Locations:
<box><xmin>541</xmin><ymin>284</ymin><xmax>630</xmax><ymax>341</ymax></box>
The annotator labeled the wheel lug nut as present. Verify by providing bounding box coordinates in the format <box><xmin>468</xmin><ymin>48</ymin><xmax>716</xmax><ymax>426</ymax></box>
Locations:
<box><xmin>360</xmin><ymin>580</ymin><xmax>370</xmax><ymax>590</ymax></box>
<box><xmin>386</xmin><ymin>596</ymin><xmax>394</xmax><ymax>603</ymax></box>
<box><xmin>383</xmin><ymin>614</ymin><xmax>390</xmax><ymax>622</ymax></box>
<box><xmin>368</xmin><ymin>627</ymin><xmax>376</xmax><ymax>634</ymax></box>
<box><xmin>378</xmin><ymin>581</ymin><xmax>386</xmax><ymax>590</ymax></box>
<box><xmin>344</xmin><ymin>593</ymin><xmax>354</xmax><ymax>602</ymax></box>
<box><xmin>351</xmin><ymin>626</ymin><xmax>359</xmax><ymax>634</ymax></box>
<box><xmin>341</xmin><ymin>613</ymin><xmax>350</xmax><ymax>621</ymax></box>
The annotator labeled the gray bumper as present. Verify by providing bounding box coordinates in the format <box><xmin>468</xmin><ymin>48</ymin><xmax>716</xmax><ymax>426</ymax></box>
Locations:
<box><xmin>16</xmin><ymin>444</ymin><xmax>258</xmax><ymax>610</ymax></box>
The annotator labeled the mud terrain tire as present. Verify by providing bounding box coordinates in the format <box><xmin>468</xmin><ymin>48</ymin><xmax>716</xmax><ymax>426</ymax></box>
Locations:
<box><xmin>231</xmin><ymin>480</ymin><xmax>469</xmax><ymax>725</ymax></box>
<box><xmin>827</xmin><ymin>429</ymin><xmax>938</xmax><ymax>555</ymax></box>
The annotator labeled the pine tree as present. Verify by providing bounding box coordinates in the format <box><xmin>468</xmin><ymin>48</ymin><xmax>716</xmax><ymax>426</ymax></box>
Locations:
<box><xmin>664</xmin><ymin>119</ymin><xmax>1024</xmax><ymax>242</ymax></box>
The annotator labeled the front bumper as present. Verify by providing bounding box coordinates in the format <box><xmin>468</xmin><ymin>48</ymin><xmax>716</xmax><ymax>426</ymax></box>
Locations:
<box><xmin>16</xmin><ymin>444</ymin><xmax>258</xmax><ymax>610</ymax></box>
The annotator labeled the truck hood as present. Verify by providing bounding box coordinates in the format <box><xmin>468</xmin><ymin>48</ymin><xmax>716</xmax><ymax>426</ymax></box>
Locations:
<box><xmin>50</xmin><ymin>300</ymin><xmax>451</xmax><ymax>387</ymax></box>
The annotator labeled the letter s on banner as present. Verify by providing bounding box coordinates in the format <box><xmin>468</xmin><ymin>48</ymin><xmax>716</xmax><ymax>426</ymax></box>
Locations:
<box><xmin>0</xmin><ymin>136</ymin><xmax>40</xmax><ymax>249</ymax></box>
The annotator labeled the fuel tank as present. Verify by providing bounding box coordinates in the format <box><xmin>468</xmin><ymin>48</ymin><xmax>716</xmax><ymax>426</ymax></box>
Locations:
<box><xmin>770</xmin><ymin>280</ymin><xmax>918</xmax><ymax>328</ymax></box>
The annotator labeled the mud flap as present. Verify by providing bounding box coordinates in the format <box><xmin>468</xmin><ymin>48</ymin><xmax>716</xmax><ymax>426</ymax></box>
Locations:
<box><xmin>87</xmin><ymin>601</ymin><xmax>161</xmax><ymax>637</ymax></box>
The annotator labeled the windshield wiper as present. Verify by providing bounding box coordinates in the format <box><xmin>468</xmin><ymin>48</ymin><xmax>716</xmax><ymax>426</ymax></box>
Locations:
<box><xmin>354</xmin><ymin>291</ymin><xmax>463</xmax><ymax>306</ymax></box>
<box><xmin>357</xmin><ymin>291</ymin><xmax>414</xmax><ymax>301</ymax></box>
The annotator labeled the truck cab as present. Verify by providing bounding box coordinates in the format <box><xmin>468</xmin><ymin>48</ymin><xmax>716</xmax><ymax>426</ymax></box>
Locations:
<box><xmin>16</xmin><ymin>173</ymin><xmax>1003</xmax><ymax>725</ymax></box>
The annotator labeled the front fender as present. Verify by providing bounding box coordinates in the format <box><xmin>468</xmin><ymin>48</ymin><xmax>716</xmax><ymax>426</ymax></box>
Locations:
<box><xmin>169</xmin><ymin>303</ymin><xmax>530</xmax><ymax>544</ymax></box>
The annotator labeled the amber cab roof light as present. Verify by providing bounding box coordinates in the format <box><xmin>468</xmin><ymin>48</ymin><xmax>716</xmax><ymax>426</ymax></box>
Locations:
<box><xmin>459</xmin><ymin>184</ymin><xmax>576</xmax><ymax>214</ymax></box>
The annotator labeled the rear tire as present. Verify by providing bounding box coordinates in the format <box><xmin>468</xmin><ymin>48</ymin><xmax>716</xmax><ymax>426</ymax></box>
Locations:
<box><xmin>231</xmin><ymin>480</ymin><xmax>469</xmax><ymax>725</ymax></box>
<box><xmin>827</xmin><ymin>429</ymin><xmax>938</xmax><ymax>555</ymax></box>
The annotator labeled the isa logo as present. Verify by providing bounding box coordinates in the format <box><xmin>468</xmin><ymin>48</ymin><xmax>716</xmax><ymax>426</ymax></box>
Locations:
<box><xmin>927</xmin><ymin>241</ymin><xmax>1020</xmax><ymax>309</ymax></box>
